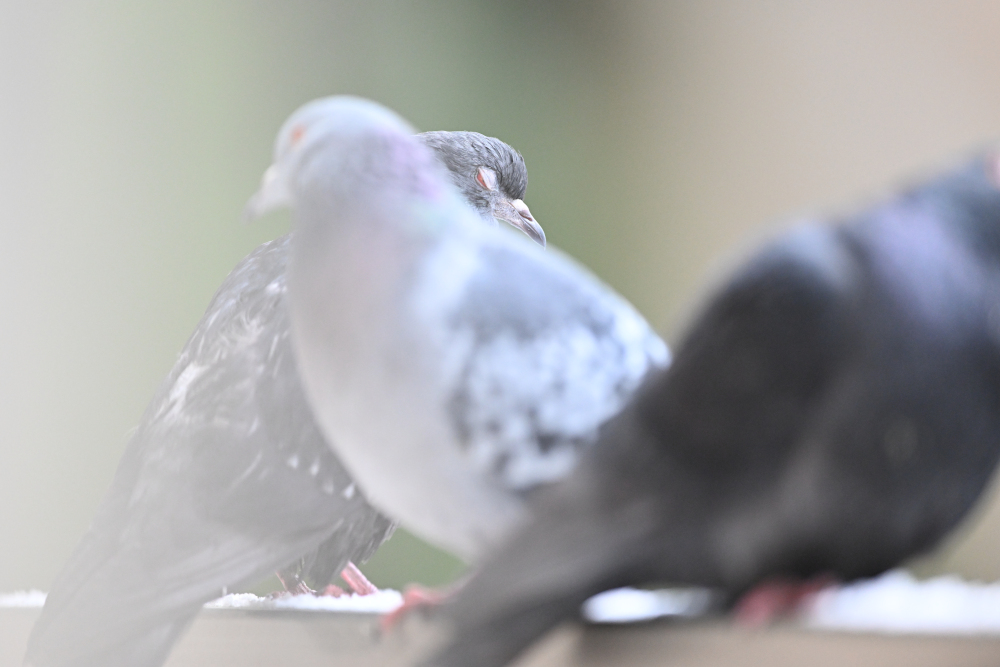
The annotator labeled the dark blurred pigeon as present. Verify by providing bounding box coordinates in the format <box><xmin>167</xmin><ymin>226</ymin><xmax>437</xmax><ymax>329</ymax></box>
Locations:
<box><xmin>246</xmin><ymin>96</ymin><xmax>669</xmax><ymax>565</ymax></box>
<box><xmin>25</xmin><ymin>130</ymin><xmax>543</xmax><ymax>667</ymax></box>
<box><xmin>426</xmin><ymin>153</ymin><xmax>1000</xmax><ymax>667</ymax></box>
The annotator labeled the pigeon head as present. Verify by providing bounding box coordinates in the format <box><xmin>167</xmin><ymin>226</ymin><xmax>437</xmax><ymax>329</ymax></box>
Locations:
<box><xmin>245</xmin><ymin>97</ymin><xmax>545</xmax><ymax>246</ymax></box>
<box><xmin>418</xmin><ymin>131</ymin><xmax>544</xmax><ymax>247</ymax></box>
<box><xmin>245</xmin><ymin>96</ymin><xmax>454</xmax><ymax>225</ymax></box>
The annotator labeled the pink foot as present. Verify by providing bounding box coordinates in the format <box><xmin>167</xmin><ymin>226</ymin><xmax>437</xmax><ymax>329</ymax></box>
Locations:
<box><xmin>380</xmin><ymin>584</ymin><xmax>450</xmax><ymax>633</ymax></box>
<box><xmin>275</xmin><ymin>561</ymin><xmax>377</xmax><ymax>598</ymax></box>
<box><xmin>320</xmin><ymin>584</ymin><xmax>347</xmax><ymax>597</ymax></box>
<box><xmin>274</xmin><ymin>571</ymin><xmax>315</xmax><ymax>597</ymax></box>
<box><xmin>734</xmin><ymin>575</ymin><xmax>835</xmax><ymax>627</ymax></box>
<box><xmin>340</xmin><ymin>561</ymin><xmax>378</xmax><ymax>596</ymax></box>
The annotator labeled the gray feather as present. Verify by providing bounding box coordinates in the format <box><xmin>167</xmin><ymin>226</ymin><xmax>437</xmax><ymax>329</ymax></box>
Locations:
<box><xmin>446</xmin><ymin>243</ymin><xmax>667</xmax><ymax>490</ymax></box>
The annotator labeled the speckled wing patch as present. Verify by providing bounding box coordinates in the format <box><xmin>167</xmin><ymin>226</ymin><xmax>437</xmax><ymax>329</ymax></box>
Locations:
<box><xmin>445</xmin><ymin>244</ymin><xmax>668</xmax><ymax>492</ymax></box>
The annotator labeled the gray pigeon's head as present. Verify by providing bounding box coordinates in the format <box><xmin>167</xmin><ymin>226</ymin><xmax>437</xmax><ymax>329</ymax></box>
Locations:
<box><xmin>419</xmin><ymin>131</ymin><xmax>545</xmax><ymax>247</ymax></box>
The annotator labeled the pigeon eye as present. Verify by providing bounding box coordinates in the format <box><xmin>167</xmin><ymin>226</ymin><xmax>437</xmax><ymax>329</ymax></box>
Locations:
<box><xmin>476</xmin><ymin>167</ymin><xmax>498</xmax><ymax>191</ymax></box>
<box><xmin>290</xmin><ymin>125</ymin><xmax>306</xmax><ymax>147</ymax></box>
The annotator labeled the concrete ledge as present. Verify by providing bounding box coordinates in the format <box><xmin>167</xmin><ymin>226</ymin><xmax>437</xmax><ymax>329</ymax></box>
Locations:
<box><xmin>5</xmin><ymin>608</ymin><xmax>1000</xmax><ymax>667</ymax></box>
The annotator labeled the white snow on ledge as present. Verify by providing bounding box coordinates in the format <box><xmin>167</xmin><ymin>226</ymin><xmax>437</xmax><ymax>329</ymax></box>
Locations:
<box><xmin>6</xmin><ymin>570</ymin><xmax>1000</xmax><ymax>634</ymax></box>
<box><xmin>806</xmin><ymin>570</ymin><xmax>1000</xmax><ymax>635</ymax></box>
<box><xmin>582</xmin><ymin>570</ymin><xmax>1000</xmax><ymax>634</ymax></box>
<box><xmin>0</xmin><ymin>589</ymin><xmax>402</xmax><ymax>613</ymax></box>
<box><xmin>0</xmin><ymin>590</ymin><xmax>46</xmax><ymax>608</ymax></box>
<box><xmin>205</xmin><ymin>589</ymin><xmax>403</xmax><ymax>613</ymax></box>
<box><xmin>583</xmin><ymin>587</ymin><xmax>713</xmax><ymax>623</ymax></box>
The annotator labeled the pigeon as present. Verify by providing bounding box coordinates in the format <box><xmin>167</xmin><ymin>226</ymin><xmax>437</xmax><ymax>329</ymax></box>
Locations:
<box><xmin>245</xmin><ymin>96</ymin><xmax>669</xmax><ymax>566</ymax></box>
<box><xmin>425</xmin><ymin>152</ymin><xmax>1000</xmax><ymax>667</ymax></box>
<box><xmin>25</xmin><ymin>130</ymin><xmax>543</xmax><ymax>667</ymax></box>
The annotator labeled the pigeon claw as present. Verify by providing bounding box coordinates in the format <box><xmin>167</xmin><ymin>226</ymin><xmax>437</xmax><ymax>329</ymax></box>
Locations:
<box><xmin>380</xmin><ymin>584</ymin><xmax>449</xmax><ymax>633</ymax></box>
<box><xmin>733</xmin><ymin>575</ymin><xmax>835</xmax><ymax>627</ymax></box>
<box><xmin>320</xmin><ymin>584</ymin><xmax>347</xmax><ymax>597</ymax></box>
<box><xmin>339</xmin><ymin>561</ymin><xmax>379</xmax><ymax>596</ymax></box>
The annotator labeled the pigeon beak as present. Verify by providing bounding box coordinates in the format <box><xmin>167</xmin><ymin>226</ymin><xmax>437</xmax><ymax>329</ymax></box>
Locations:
<box><xmin>493</xmin><ymin>199</ymin><xmax>546</xmax><ymax>247</ymax></box>
<box><xmin>243</xmin><ymin>164</ymin><xmax>292</xmax><ymax>222</ymax></box>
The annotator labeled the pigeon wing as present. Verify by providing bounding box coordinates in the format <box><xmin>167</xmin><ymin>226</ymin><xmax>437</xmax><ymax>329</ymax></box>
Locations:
<box><xmin>437</xmin><ymin>237</ymin><xmax>669</xmax><ymax>493</ymax></box>
<box><xmin>27</xmin><ymin>235</ymin><xmax>394</xmax><ymax>667</ymax></box>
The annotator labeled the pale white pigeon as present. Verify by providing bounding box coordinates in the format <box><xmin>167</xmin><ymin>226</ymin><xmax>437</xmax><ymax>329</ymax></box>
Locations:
<box><xmin>246</xmin><ymin>96</ymin><xmax>669</xmax><ymax>561</ymax></box>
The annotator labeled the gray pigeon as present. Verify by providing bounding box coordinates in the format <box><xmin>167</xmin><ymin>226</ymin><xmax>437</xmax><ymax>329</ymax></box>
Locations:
<box><xmin>426</xmin><ymin>153</ymin><xmax>1000</xmax><ymax>667</ymax></box>
<box><xmin>24</xmin><ymin>130</ymin><xmax>542</xmax><ymax>667</ymax></box>
<box><xmin>246</xmin><ymin>96</ymin><xmax>668</xmax><ymax>564</ymax></box>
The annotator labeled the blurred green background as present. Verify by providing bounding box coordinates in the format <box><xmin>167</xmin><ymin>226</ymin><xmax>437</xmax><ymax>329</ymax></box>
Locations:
<box><xmin>4</xmin><ymin>1</ymin><xmax>1000</xmax><ymax>593</ymax></box>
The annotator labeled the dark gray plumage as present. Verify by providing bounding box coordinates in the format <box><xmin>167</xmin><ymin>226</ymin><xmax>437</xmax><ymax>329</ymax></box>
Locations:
<box><xmin>26</xmin><ymin>236</ymin><xmax>384</xmax><ymax>667</ymax></box>
<box><xmin>422</xmin><ymin>131</ymin><xmax>544</xmax><ymax>246</ymax></box>
<box><xmin>25</xmin><ymin>131</ymin><xmax>540</xmax><ymax>667</ymax></box>
<box><xmin>423</xmin><ymin>131</ymin><xmax>526</xmax><ymax>213</ymax></box>
<box><xmin>427</xmin><ymin>153</ymin><xmax>1000</xmax><ymax>667</ymax></box>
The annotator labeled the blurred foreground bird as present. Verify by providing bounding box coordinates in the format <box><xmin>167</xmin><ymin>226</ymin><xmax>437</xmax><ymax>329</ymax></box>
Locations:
<box><xmin>246</xmin><ymin>96</ymin><xmax>668</xmax><ymax>567</ymax></box>
<box><xmin>426</xmin><ymin>152</ymin><xmax>1000</xmax><ymax>667</ymax></box>
<box><xmin>25</xmin><ymin>130</ymin><xmax>543</xmax><ymax>667</ymax></box>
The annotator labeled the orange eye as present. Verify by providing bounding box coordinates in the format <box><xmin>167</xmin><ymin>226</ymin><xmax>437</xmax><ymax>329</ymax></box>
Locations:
<box><xmin>476</xmin><ymin>167</ymin><xmax>497</xmax><ymax>191</ymax></box>
<box><xmin>290</xmin><ymin>125</ymin><xmax>306</xmax><ymax>146</ymax></box>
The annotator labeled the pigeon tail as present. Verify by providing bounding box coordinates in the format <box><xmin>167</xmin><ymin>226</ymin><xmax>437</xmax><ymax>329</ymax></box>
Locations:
<box><xmin>425</xmin><ymin>519</ymin><xmax>634</xmax><ymax>667</ymax></box>
<box><xmin>24</xmin><ymin>506</ymin><xmax>333</xmax><ymax>667</ymax></box>
<box><xmin>424</xmin><ymin>419</ymin><xmax>680</xmax><ymax>667</ymax></box>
